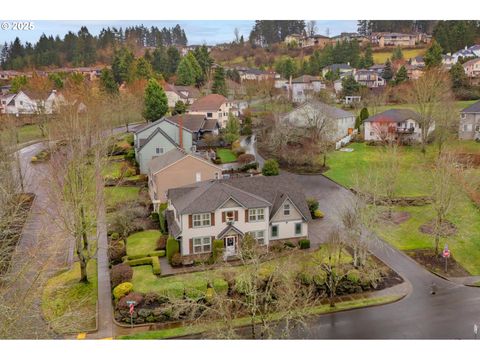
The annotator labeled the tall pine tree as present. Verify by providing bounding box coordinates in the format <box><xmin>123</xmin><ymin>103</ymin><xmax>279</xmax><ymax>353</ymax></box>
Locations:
<box><xmin>143</xmin><ymin>78</ymin><xmax>168</xmax><ymax>122</ymax></box>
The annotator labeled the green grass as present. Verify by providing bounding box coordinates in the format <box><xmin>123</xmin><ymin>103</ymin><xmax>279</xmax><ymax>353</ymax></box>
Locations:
<box><xmin>14</xmin><ymin>124</ymin><xmax>45</xmax><ymax>144</ymax></box>
<box><xmin>216</xmin><ymin>148</ymin><xmax>238</xmax><ymax>163</ymax></box>
<box><xmin>372</xmin><ymin>48</ymin><xmax>426</xmax><ymax>64</ymax></box>
<box><xmin>324</xmin><ymin>142</ymin><xmax>433</xmax><ymax>197</ymax></box>
<box><xmin>118</xmin><ymin>295</ymin><xmax>401</xmax><ymax>339</ymax></box>
<box><xmin>42</xmin><ymin>260</ymin><xmax>97</xmax><ymax>334</ymax></box>
<box><xmin>132</xmin><ymin>265</ymin><xmax>228</xmax><ymax>298</ymax></box>
<box><xmin>126</xmin><ymin>230</ymin><xmax>162</xmax><ymax>257</ymax></box>
<box><xmin>325</xmin><ymin>141</ymin><xmax>480</xmax><ymax>274</ymax></box>
<box><xmin>368</xmin><ymin>100</ymin><xmax>478</xmax><ymax>116</ymax></box>
<box><xmin>104</xmin><ymin>186</ymin><xmax>140</xmax><ymax>208</ymax></box>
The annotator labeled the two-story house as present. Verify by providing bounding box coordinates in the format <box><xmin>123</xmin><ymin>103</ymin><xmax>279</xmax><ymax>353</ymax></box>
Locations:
<box><xmin>459</xmin><ymin>101</ymin><xmax>480</xmax><ymax>140</ymax></box>
<box><xmin>291</xmin><ymin>75</ymin><xmax>326</xmax><ymax>103</ymax></box>
<box><xmin>187</xmin><ymin>94</ymin><xmax>238</xmax><ymax>128</ymax></box>
<box><xmin>0</xmin><ymin>91</ymin><xmax>38</xmax><ymax>115</ymax></box>
<box><xmin>354</xmin><ymin>70</ymin><xmax>386</xmax><ymax>88</ymax></box>
<box><xmin>134</xmin><ymin>114</ymin><xmax>219</xmax><ymax>174</ymax></box>
<box><xmin>164</xmin><ymin>83</ymin><xmax>200</xmax><ymax>108</ymax></box>
<box><xmin>364</xmin><ymin>109</ymin><xmax>433</xmax><ymax>142</ymax></box>
<box><xmin>148</xmin><ymin>147</ymin><xmax>222</xmax><ymax>210</ymax></box>
<box><xmin>463</xmin><ymin>58</ymin><xmax>480</xmax><ymax>79</ymax></box>
<box><xmin>165</xmin><ymin>175</ymin><xmax>311</xmax><ymax>260</ymax></box>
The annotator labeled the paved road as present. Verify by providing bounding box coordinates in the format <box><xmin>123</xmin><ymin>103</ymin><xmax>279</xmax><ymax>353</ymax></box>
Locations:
<box><xmin>286</xmin><ymin>173</ymin><xmax>480</xmax><ymax>339</ymax></box>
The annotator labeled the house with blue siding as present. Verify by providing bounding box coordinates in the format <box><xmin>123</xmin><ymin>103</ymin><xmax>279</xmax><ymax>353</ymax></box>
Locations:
<box><xmin>134</xmin><ymin>114</ymin><xmax>219</xmax><ymax>174</ymax></box>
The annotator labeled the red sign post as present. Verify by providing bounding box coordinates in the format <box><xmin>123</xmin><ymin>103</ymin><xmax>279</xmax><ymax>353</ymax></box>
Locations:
<box><xmin>442</xmin><ymin>244</ymin><xmax>451</xmax><ymax>273</ymax></box>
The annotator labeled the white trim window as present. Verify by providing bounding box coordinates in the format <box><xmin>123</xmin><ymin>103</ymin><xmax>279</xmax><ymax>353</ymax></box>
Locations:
<box><xmin>271</xmin><ymin>225</ymin><xmax>279</xmax><ymax>238</ymax></box>
<box><xmin>295</xmin><ymin>223</ymin><xmax>302</xmax><ymax>236</ymax></box>
<box><xmin>193</xmin><ymin>237</ymin><xmax>212</xmax><ymax>254</ymax></box>
<box><xmin>249</xmin><ymin>230</ymin><xmax>265</xmax><ymax>246</ymax></box>
<box><xmin>283</xmin><ymin>203</ymin><xmax>290</xmax><ymax>216</ymax></box>
<box><xmin>193</xmin><ymin>213</ymin><xmax>211</xmax><ymax>227</ymax></box>
<box><xmin>155</xmin><ymin>147</ymin><xmax>164</xmax><ymax>154</ymax></box>
<box><xmin>249</xmin><ymin>208</ymin><xmax>265</xmax><ymax>222</ymax></box>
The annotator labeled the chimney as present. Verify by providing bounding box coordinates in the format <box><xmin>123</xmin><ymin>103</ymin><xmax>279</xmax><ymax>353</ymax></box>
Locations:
<box><xmin>178</xmin><ymin>115</ymin><xmax>183</xmax><ymax>150</ymax></box>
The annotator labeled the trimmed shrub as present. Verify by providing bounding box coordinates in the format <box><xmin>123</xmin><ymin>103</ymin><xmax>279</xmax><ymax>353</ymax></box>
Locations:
<box><xmin>307</xmin><ymin>198</ymin><xmax>319</xmax><ymax>217</ymax></box>
<box><xmin>125</xmin><ymin>257</ymin><xmax>153</xmax><ymax>266</ymax></box>
<box><xmin>212</xmin><ymin>239</ymin><xmax>224</xmax><ymax>262</ymax></box>
<box><xmin>151</xmin><ymin>257</ymin><xmax>161</xmax><ymax>275</ymax></box>
<box><xmin>314</xmin><ymin>209</ymin><xmax>324</xmax><ymax>219</ymax></box>
<box><xmin>109</xmin><ymin>241</ymin><xmax>126</xmax><ymax>266</ymax></box>
<box><xmin>113</xmin><ymin>282</ymin><xmax>133</xmax><ymax>300</ymax></box>
<box><xmin>240</xmin><ymin>162</ymin><xmax>258</xmax><ymax>172</ymax></box>
<box><xmin>125</xmin><ymin>250</ymin><xmax>166</xmax><ymax>261</ymax></box>
<box><xmin>170</xmin><ymin>253</ymin><xmax>182</xmax><ymax>267</ymax></box>
<box><xmin>110</xmin><ymin>232</ymin><xmax>120</xmax><ymax>241</ymax></box>
<box><xmin>110</xmin><ymin>263</ymin><xmax>133</xmax><ymax>288</ymax></box>
<box><xmin>166</xmin><ymin>236</ymin><xmax>180</xmax><ymax>262</ymax></box>
<box><xmin>156</xmin><ymin>234</ymin><xmax>168</xmax><ymax>250</ymax></box>
<box><xmin>284</xmin><ymin>240</ymin><xmax>296</xmax><ymax>248</ymax></box>
<box><xmin>298</xmin><ymin>239</ymin><xmax>311</xmax><ymax>249</ymax></box>
<box><xmin>117</xmin><ymin>292</ymin><xmax>144</xmax><ymax>310</ymax></box>
<box><xmin>262</xmin><ymin>159</ymin><xmax>279</xmax><ymax>176</ymax></box>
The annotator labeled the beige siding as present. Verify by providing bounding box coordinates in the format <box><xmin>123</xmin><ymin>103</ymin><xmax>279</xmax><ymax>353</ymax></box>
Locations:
<box><xmin>271</xmin><ymin>198</ymin><xmax>303</xmax><ymax>222</ymax></box>
<box><xmin>221</xmin><ymin>198</ymin><xmax>242</xmax><ymax>208</ymax></box>
<box><xmin>151</xmin><ymin>156</ymin><xmax>221</xmax><ymax>203</ymax></box>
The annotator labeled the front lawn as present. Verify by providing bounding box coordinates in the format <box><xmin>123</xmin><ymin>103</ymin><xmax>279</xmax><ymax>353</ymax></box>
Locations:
<box><xmin>126</xmin><ymin>230</ymin><xmax>162</xmax><ymax>257</ymax></box>
<box><xmin>216</xmin><ymin>148</ymin><xmax>237</xmax><ymax>163</ymax></box>
<box><xmin>42</xmin><ymin>260</ymin><xmax>97</xmax><ymax>334</ymax></box>
<box><xmin>325</xmin><ymin>141</ymin><xmax>480</xmax><ymax>275</ymax></box>
<box><xmin>105</xmin><ymin>186</ymin><xmax>140</xmax><ymax>208</ymax></box>
<box><xmin>324</xmin><ymin>143</ymin><xmax>433</xmax><ymax>197</ymax></box>
<box><xmin>367</xmin><ymin>100</ymin><xmax>478</xmax><ymax>116</ymax></box>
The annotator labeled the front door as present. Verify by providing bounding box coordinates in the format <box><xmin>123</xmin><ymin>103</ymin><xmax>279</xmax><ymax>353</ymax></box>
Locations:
<box><xmin>224</xmin><ymin>236</ymin><xmax>236</xmax><ymax>258</ymax></box>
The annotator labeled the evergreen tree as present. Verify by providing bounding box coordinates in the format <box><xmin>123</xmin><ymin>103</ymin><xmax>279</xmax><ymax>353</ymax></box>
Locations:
<box><xmin>193</xmin><ymin>45</ymin><xmax>214</xmax><ymax>80</ymax></box>
<box><xmin>341</xmin><ymin>76</ymin><xmax>360</xmax><ymax>96</ymax></box>
<box><xmin>166</xmin><ymin>46</ymin><xmax>181</xmax><ymax>76</ymax></box>
<box><xmin>112</xmin><ymin>47</ymin><xmax>135</xmax><ymax>84</ymax></box>
<box><xmin>424</xmin><ymin>40</ymin><xmax>443</xmax><ymax>68</ymax></box>
<box><xmin>395</xmin><ymin>65</ymin><xmax>408</xmax><ymax>85</ymax></box>
<box><xmin>363</xmin><ymin>43</ymin><xmax>374</xmax><ymax>68</ymax></box>
<box><xmin>382</xmin><ymin>59</ymin><xmax>394</xmax><ymax>81</ymax></box>
<box><xmin>355</xmin><ymin>107</ymin><xmax>369</xmax><ymax>129</ymax></box>
<box><xmin>185</xmin><ymin>52</ymin><xmax>203</xmax><ymax>86</ymax></box>
<box><xmin>391</xmin><ymin>46</ymin><xmax>404</xmax><ymax>61</ymax></box>
<box><xmin>172</xmin><ymin>100</ymin><xmax>187</xmax><ymax>115</ymax></box>
<box><xmin>143</xmin><ymin>78</ymin><xmax>168</xmax><ymax>122</ymax></box>
<box><xmin>211</xmin><ymin>66</ymin><xmax>228</xmax><ymax>97</ymax></box>
<box><xmin>100</xmin><ymin>68</ymin><xmax>118</xmax><ymax>95</ymax></box>
<box><xmin>449</xmin><ymin>62</ymin><xmax>468</xmax><ymax>90</ymax></box>
<box><xmin>224</xmin><ymin>113</ymin><xmax>240</xmax><ymax>144</ymax></box>
<box><xmin>135</xmin><ymin>57</ymin><xmax>154</xmax><ymax>80</ymax></box>
<box><xmin>175</xmin><ymin>55</ymin><xmax>196</xmax><ymax>86</ymax></box>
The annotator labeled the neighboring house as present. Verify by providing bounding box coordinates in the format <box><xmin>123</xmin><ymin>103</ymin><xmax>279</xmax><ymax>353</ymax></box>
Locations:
<box><xmin>469</xmin><ymin>45</ymin><xmax>480</xmax><ymax>58</ymax></box>
<box><xmin>165</xmin><ymin>175</ymin><xmax>311</xmax><ymax>259</ymax></box>
<box><xmin>0</xmin><ymin>70</ymin><xmax>22</xmax><ymax>81</ymax></box>
<box><xmin>354</xmin><ymin>69</ymin><xmax>385</xmax><ymax>88</ymax></box>
<box><xmin>369</xmin><ymin>64</ymin><xmax>386</xmax><ymax>76</ymax></box>
<box><xmin>134</xmin><ymin>114</ymin><xmax>219</xmax><ymax>174</ymax></box>
<box><xmin>405</xmin><ymin>64</ymin><xmax>424</xmax><ymax>80</ymax></box>
<box><xmin>442</xmin><ymin>54</ymin><xmax>456</xmax><ymax>69</ymax></box>
<box><xmin>291</xmin><ymin>75</ymin><xmax>326</xmax><ymax>103</ymax></box>
<box><xmin>372</xmin><ymin>33</ymin><xmax>416</xmax><ymax>48</ymax></box>
<box><xmin>44</xmin><ymin>90</ymin><xmax>66</xmax><ymax>114</ymax></box>
<box><xmin>321</xmin><ymin>63</ymin><xmax>354</xmax><ymax>77</ymax></box>
<box><xmin>452</xmin><ymin>47</ymin><xmax>476</xmax><ymax>62</ymax></box>
<box><xmin>147</xmin><ymin>147</ymin><xmax>222</xmax><ymax>209</ymax></box>
<box><xmin>164</xmin><ymin>83</ymin><xmax>200</xmax><ymax>108</ymax></box>
<box><xmin>0</xmin><ymin>91</ymin><xmax>38</xmax><ymax>114</ymax></box>
<box><xmin>463</xmin><ymin>58</ymin><xmax>480</xmax><ymax>79</ymax></box>
<box><xmin>237</xmin><ymin>68</ymin><xmax>274</xmax><ymax>82</ymax></box>
<box><xmin>47</xmin><ymin>67</ymin><xmax>102</xmax><ymax>81</ymax></box>
<box><xmin>281</xmin><ymin>100</ymin><xmax>356</xmax><ymax>142</ymax></box>
<box><xmin>364</xmin><ymin>109</ymin><xmax>433</xmax><ymax>142</ymax></box>
<box><xmin>284</xmin><ymin>34</ymin><xmax>331</xmax><ymax>48</ymax></box>
<box><xmin>409</xmin><ymin>56</ymin><xmax>425</xmax><ymax>67</ymax></box>
<box><xmin>187</xmin><ymin>94</ymin><xmax>238</xmax><ymax>128</ymax></box>
<box><xmin>331</xmin><ymin>32</ymin><xmax>370</xmax><ymax>45</ymax></box>
<box><xmin>459</xmin><ymin>101</ymin><xmax>480</xmax><ymax>140</ymax></box>
<box><xmin>284</xmin><ymin>34</ymin><xmax>304</xmax><ymax>46</ymax></box>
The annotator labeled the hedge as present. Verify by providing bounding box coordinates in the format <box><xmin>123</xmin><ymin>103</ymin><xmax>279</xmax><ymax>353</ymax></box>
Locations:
<box><xmin>122</xmin><ymin>250</ymin><xmax>165</xmax><ymax>262</ymax></box>
<box><xmin>166</xmin><ymin>236</ymin><xmax>179</xmax><ymax>262</ymax></box>
<box><xmin>151</xmin><ymin>257</ymin><xmax>161</xmax><ymax>275</ymax></box>
<box><xmin>113</xmin><ymin>282</ymin><xmax>133</xmax><ymax>300</ymax></box>
<box><xmin>298</xmin><ymin>239</ymin><xmax>311</xmax><ymax>249</ymax></box>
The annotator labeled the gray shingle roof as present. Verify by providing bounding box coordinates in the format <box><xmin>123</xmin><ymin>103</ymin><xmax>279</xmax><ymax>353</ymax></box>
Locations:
<box><xmin>165</xmin><ymin>114</ymin><xmax>207</xmax><ymax>133</ymax></box>
<box><xmin>364</xmin><ymin>109</ymin><xmax>421</xmax><ymax>123</ymax></box>
<box><xmin>168</xmin><ymin>175</ymin><xmax>311</xmax><ymax>221</ymax></box>
<box><xmin>166</xmin><ymin>210</ymin><xmax>181</xmax><ymax>238</ymax></box>
<box><xmin>461</xmin><ymin>100</ymin><xmax>480</xmax><ymax>113</ymax></box>
<box><xmin>289</xmin><ymin>100</ymin><xmax>355</xmax><ymax>120</ymax></box>
<box><xmin>147</xmin><ymin>148</ymin><xmax>187</xmax><ymax>174</ymax></box>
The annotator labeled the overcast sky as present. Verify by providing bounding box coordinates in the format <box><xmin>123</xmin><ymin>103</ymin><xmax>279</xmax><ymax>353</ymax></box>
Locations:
<box><xmin>0</xmin><ymin>20</ymin><xmax>358</xmax><ymax>45</ymax></box>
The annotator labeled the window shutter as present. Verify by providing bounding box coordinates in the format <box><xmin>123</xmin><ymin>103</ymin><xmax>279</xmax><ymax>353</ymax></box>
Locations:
<box><xmin>222</xmin><ymin>212</ymin><xmax>226</xmax><ymax>223</ymax></box>
<box><xmin>234</xmin><ymin>211</ymin><xmax>238</xmax><ymax>221</ymax></box>
<box><xmin>245</xmin><ymin>209</ymin><xmax>249</xmax><ymax>222</ymax></box>
<box><xmin>189</xmin><ymin>238</ymin><xmax>193</xmax><ymax>254</ymax></box>
<box><xmin>211</xmin><ymin>212</ymin><xmax>215</xmax><ymax>226</ymax></box>
<box><xmin>189</xmin><ymin>215</ymin><xmax>193</xmax><ymax>228</ymax></box>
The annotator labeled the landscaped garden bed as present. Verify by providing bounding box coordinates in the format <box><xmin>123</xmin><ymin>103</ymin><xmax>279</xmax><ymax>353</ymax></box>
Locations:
<box><xmin>405</xmin><ymin>250</ymin><xmax>470</xmax><ymax>277</ymax></box>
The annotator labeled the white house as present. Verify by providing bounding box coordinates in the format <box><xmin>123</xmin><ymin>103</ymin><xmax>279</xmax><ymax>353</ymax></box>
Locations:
<box><xmin>354</xmin><ymin>70</ymin><xmax>386</xmax><ymax>88</ymax></box>
<box><xmin>164</xmin><ymin>83</ymin><xmax>200</xmax><ymax>108</ymax></box>
<box><xmin>166</xmin><ymin>175</ymin><xmax>311</xmax><ymax>260</ymax></box>
<box><xmin>364</xmin><ymin>109</ymin><xmax>433</xmax><ymax>142</ymax></box>
<box><xmin>0</xmin><ymin>91</ymin><xmax>38</xmax><ymax>115</ymax></box>
<box><xmin>281</xmin><ymin>100</ymin><xmax>356</xmax><ymax>142</ymax></box>
<box><xmin>291</xmin><ymin>75</ymin><xmax>326</xmax><ymax>103</ymax></box>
